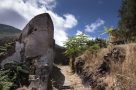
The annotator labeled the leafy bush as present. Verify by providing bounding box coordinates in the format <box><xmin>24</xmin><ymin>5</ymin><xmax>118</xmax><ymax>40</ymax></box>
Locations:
<box><xmin>64</xmin><ymin>33</ymin><xmax>107</xmax><ymax>57</ymax></box>
<box><xmin>88</xmin><ymin>38</ymin><xmax>107</xmax><ymax>48</ymax></box>
<box><xmin>64</xmin><ymin>33</ymin><xmax>107</xmax><ymax>72</ymax></box>
<box><xmin>0</xmin><ymin>70</ymin><xmax>13</xmax><ymax>90</ymax></box>
<box><xmin>0</xmin><ymin>62</ymin><xmax>29</xmax><ymax>90</ymax></box>
<box><xmin>0</xmin><ymin>42</ymin><xmax>15</xmax><ymax>61</ymax></box>
<box><xmin>64</xmin><ymin>33</ymin><xmax>90</xmax><ymax>72</ymax></box>
<box><xmin>88</xmin><ymin>44</ymin><xmax>100</xmax><ymax>54</ymax></box>
<box><xmin>64</xmin><ymin>33</ymin><xmax>90</xmax><ymax>57</ymax></box>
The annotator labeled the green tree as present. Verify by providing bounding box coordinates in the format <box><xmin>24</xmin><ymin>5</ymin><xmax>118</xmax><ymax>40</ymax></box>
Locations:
<box><xmin>64</xmin><ymin>33</ymin><xmax>107</xmax><ymax>72</ymax></box>
<box><xmin>118</xmin><ymin>0</ymin><xmax>136</xmax><ymax>42</ymax></box>
<box><xmin>64</xmin><ymin>33</ymin><xmax>90</xmax><ymax>72</ymax></box>
<box><xmin>64</xmin><ymin>33</ymin><xmax>89</xmax><ymax>57</ymax></box>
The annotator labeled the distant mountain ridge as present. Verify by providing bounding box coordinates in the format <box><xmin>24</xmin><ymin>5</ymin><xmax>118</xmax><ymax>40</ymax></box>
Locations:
<box><xmin>0</xmin><ymin>24</ymin><xmax>21</xmax><ymax>33</ymax></box>
<box><xmin>0</xmin><ymin>24</ymin><xmax>21</xmax><ymax>39</ymax></box>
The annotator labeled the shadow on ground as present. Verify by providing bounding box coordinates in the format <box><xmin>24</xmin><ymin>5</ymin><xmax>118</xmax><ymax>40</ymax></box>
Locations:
<box><xmin>48</xmin><ymin>65</ymin><xmax>65</xmax><ymax>90</ymax></box>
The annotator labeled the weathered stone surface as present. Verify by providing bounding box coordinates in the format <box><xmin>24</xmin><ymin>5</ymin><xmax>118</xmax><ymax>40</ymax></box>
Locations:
<box><xmin>20</xmin><ymin>13</ymin><xmax>54</xmax><ymax>58</ymax></box>
<box><xmin>1</xmin><ymin>13</ymin><xmax>54</xmax><ymax>90</ymax></box>
<box><xmin>21</xmin><ymin>13</ymin><xmax>54</xmax><ymax>90</ymax></box>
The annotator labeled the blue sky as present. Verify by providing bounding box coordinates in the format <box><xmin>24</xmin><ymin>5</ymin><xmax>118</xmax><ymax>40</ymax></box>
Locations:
<box><xmin>54</xmin><ymin>0</ymin><xmax>122</xmax><ymax>38</ymax></box>
<box><xmin>0</xmin><ymin>0</ymin><xmax>122</xmax><ymax>46</ymax></box>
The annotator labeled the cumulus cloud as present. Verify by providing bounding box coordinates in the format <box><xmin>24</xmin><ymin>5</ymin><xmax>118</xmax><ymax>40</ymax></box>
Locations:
<box><xmin>64</xmin><ymin>14</ymin><xmax>78</xmax><ymax>29</ymax></box>
<box><xmin>76</xmin><ymin>30</ymin><xmax>96</xmax><ymax>40</ymax></box>
<box><xmin>85</xmin><ymin>18</ymin><xmax>104</xmax><ymax>32</ymax></box>
<box><xmin>76</xmin><ymin>30</ymin><xmax>83</xmax><ymax>35</ymax></box>
<box><xmin>0</xmin><ymin>0</ymin><xmax>78</xmax><ymax>46</ymax></box>
<box><xmin>0</xmin><ymin>8</ymin><xmax>27</xmax><ymax>29</ymax></box>
<box><xmin>47</xmin><ymin>11</ymin><xmax>78</xmax><ymax>46</ymax></box>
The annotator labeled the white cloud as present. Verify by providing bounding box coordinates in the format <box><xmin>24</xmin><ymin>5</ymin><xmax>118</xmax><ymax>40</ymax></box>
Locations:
<box><xmin>64</xmin><ymin>14</ymin><xmax>78</xmax><ymax>29</ymax></box>
<box><xmin>0</xmin><ymin>0</ymin><xmax>78</xmax><ymax>46</ymax></box>
<box><xmin>76</xmin><ymin>30</ymin><xmax>83</xmax><ymax>35</ymax></box>
<box><xmin>85</xmin><ymin>18</ymin><xmax>104</xmax><ymax>32</ymax></box>
<box><xmin>47</xmin><ymin>11</ymin><xmax>78</xmax><ymax>46</ymax></box>
<box><xmin>39</xmin><ymin>0</ymin><xmax>57</xmax><ymax>10</ymax></box>
<box><xmin>0</xmin><ymin>8</ymin><xmax>27</xmax><ymax>29</ymax></box>
<box><xmin>76</xmin><ymin>30</ymin><xmax>96</xmax><ymax>40</ymax></box>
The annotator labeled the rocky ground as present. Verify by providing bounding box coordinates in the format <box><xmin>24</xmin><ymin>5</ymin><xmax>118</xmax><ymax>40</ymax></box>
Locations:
<box><xmin>50</xmin><ymin>65</ymin><xmax>91</xmax><ymax>90</ymax></box>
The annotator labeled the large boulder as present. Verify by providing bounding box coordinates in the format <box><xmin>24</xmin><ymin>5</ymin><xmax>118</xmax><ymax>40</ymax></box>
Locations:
<box><xmin>19</xmin><ymin>13</ymin><xmax>54</xmax><ymax>58</ymax></box>
<box><xmin>1</xmin><ymin>13</ymin><xmax>55</xmax><ymax>90</ymax></box>
<box><xmin>21</xmin><ymin>13</ymin><xmax>54</xmax><ymax>90</ymax></box>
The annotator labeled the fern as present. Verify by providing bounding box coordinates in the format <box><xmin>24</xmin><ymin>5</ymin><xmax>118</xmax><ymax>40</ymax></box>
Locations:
<box><xmin>0</xmin><ymin>62</ymin><xmax>29</xmax><ymax>90</ymax></box>
<box><xmin>0</xmin><ymin>70</ymin><xmax>13</xmax><ymax>90</ymax></box>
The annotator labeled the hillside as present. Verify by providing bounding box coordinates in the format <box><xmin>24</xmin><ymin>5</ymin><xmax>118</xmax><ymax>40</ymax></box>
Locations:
<box><xmin>0</xmin><ymin>24</ymin><xmax>21</xmax><ymax>61</ymax></box>
<box><xmin>0</xmin><ymin>24</ymin><xmax>21</xmax><ymax>39</ymax></box>
<box><xmin>0</xmin><ymin>24</ymin><xmax>20</xmax><ymax>33</ymax></box>
<box><xmin>74</xmin><ymin>44</ymin><xmax>136</xmax><ymax>90</ymax></box>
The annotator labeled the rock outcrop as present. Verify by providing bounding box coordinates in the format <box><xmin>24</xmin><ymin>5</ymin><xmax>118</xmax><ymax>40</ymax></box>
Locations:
<box><xmin>20</xmin><ymin>13</ymin><xmax>54</xmax><ymax>90</ymax></box>
<box><xmin>74</xmin><ymin>46</ymin><xmax>127</xmax><ymax>90</ymax></box>
<box><xmin>1</xmin><ymin>13</ymin><xmax>54</xmax><ymax>90</ymax></box>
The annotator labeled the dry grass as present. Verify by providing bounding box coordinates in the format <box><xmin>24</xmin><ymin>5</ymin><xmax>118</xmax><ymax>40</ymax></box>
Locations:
<box><xmin>109</xmin><ymin>43</ymin><xmax>136</xmax><ymax>90</ymax></box>
<box><xmin>76</xmin><ymin>43</ymin><xmax>136</xmax><ymax>90</ymax></box>
<box><xmin>81</xmin><ymin>48</ymin><xmax>109</xmax><ymax>72</ymax></box>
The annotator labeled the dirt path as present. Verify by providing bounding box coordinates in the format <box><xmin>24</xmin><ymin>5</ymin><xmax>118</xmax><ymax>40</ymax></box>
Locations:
<box><xmin>51</xmin><ymin>65</ymin><xmax>91</xmax><ymax>90</ymax></box>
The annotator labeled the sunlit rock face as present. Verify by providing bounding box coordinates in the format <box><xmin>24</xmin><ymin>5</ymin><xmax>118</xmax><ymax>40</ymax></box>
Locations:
<box><xmin>18</xmin><ymin>13</ymin><xmax>54</xmax><ymax>90</ymax></box>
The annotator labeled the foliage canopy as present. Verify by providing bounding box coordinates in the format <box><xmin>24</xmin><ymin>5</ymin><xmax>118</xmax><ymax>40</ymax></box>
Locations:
<box><xmin>0</xmin><ymin>62</ymin><xmax>29</xmax><ymax>90</ymax></box>
<box><xmin>64</xmin><ymin>33</ymin><xmax>90</xmax><ymax>57</ymax></box>
<box><xmin>118</xmin><ymin>0</ymin><xmax>136</xmax><ymax>42</ymax></box>
<box><xmin>64</xmin><ymin>33</ymin><xmax>107</xmax><ymax>57</ymax></box>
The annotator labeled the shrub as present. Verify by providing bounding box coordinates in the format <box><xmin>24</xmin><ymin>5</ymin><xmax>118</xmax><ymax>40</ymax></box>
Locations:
<box><xmin>64</xmin><ymin>33</ymin><xmax>90</xmax><ymax>57</ymax></box>
<box><xmin>64</xmin><ymin>33</ymin><xmax>90</xmax><ymax>72</ymax></box>
<box><xmin>89</xmin><ymin>44</ymin><xmax>100</xmax><ymax>54</ymax></box>
<box><xmin>0</xmin><ymin>62</ymin><xmax>29</xmax><ymax>90</ymax></box>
